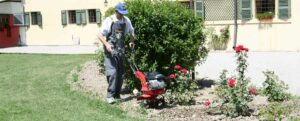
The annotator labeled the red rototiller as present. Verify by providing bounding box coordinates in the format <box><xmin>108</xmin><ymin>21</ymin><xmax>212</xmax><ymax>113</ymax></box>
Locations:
<box><xmin>128</xmin><ymin>47</ymin><xmax>167</xmax><ymax>108</ymax></box>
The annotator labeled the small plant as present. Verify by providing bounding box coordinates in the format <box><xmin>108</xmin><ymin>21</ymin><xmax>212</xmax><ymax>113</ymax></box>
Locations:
<box><xmin>207</xmin><ymin>25</ymin><xmax>230</xmax><ymax>50</ymax></box>
<box><xmin>76</xmin><ymin>64</ymin><xmax>82</xmax><ymax>72</ymax></box>
<box><xmin>72</xmin><ymin>64</ymin><xmax>82</xmax><ymax>82</ymax></box>
<box><xmin>165</xmin><ymin>65</ymin><xmax>198</xmax><ymax>105</ymax></box>
<box><xmin>212</xmin><ymin>45</ymin><xmax>255</xmax><ymax>117</ymax></box>
<box><xmin>256</xmin><ymin>12</ymin><xmax>275</xmax><ymax>20</ymax></box>
<box><xmin>72</xmin><ymin>73</ymin><xmax>79</xmax><ymax>82</ymax></box>
<box><xmin>94</xmin><ymin>48</ymin><xmax>105</xmax><ymax>73</ymax></box>
<box><xmin>259</xmin><ymin>102</ymin><xmax>293</xmax><ymax>121</ymax></box>
<box><xmin>262</xmin><ymin>70</ymin><xmax>291</xmax><ymax>102</ymax></box>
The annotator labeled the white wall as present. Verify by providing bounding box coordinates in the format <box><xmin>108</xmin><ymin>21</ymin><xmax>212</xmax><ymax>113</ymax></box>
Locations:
<box><xmin>205</xmin><ymin>0</ymin><xmax>300</xmax><ymax>51</ymax></box>
<box><xmin>24</xmin><ymin>0</ymin><xmax>123</xmax><ymax>45</ymax></box>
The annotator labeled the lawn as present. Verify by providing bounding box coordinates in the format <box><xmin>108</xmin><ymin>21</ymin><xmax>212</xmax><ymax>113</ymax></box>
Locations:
<box><xmin>0</xmin><ymin>54</ymin><xmax>143</xmax><ymax>121</ymax></box>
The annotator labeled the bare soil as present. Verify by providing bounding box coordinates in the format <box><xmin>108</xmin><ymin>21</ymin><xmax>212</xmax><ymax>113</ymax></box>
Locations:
<box><xmin>67</xmin><ymin>61</ymin><xmax>300</xmax><ymax>121</ymax></box>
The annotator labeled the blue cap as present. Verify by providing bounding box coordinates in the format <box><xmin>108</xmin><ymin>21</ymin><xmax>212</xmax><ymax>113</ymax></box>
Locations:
<box><xmin>115</xmin><ymin>3</ymin><xmax>128</xmax><ymax>15</ymax></box>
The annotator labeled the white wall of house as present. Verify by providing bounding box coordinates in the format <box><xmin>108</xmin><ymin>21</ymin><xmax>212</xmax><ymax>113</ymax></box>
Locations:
<box><xmin>205</xmin><ymin>0</ymin><xmax>299</xmax><ymax>51</ymax></box>
<box><xmin>23</xmin><ymin>0</ymin><xmax>123</xmax><ymax>45</ymax></box>
<box><xmin>0</xmin><ymin>2</ymin><xmax>23</xmax><ymax>14</ymax></box>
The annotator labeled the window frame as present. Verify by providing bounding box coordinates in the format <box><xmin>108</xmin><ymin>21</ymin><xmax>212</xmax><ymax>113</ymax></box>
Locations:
<box><xmin>88</xmin><ymin>9</ymin><xmax>97</xmax><ymax>23</ymax></box>
<box><xmin>255</xmin><ymin>0</ymin><xmax>275</xmax><ymax>14</ymax></box>
<box><xmin>68</xmin><ymin>10</ymin><xmax>76</xmax><ymax>24</ymax></box>
<box><xmin>31</xmin><ymin>12</ymin><xmax>38</xmax><ymax>25</ymax></box>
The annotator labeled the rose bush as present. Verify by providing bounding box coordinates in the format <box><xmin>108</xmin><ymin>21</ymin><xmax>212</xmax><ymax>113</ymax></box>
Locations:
<box><xmin>212</xmin><ymin>45</ymin><xmax>255</xmax><ymax>117</ymax></box>
<box><xmin>165</xmin><ymin>65</ymin><xmax>198</xmax><ymax>105</ymax></box>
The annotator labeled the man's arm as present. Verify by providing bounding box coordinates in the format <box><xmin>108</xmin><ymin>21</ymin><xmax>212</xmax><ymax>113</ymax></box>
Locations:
<box><xmin>97</xmin><ymin>18</ymin><xmax>112</xmax><ymax>53</ymax></box>
<box><xmin>97</xmin><ymin>34</ymin><xmax>112</xmax><ymax>53</ymax></box>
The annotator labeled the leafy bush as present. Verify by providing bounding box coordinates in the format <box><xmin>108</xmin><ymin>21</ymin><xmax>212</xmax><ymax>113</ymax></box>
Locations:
<box><xmin>125</xmin><ymin>0</ymin><xmax>207</xmax><ymax>74</ymax></box>
<box><xmin>206</xmin><ymin>25</ymin><xmax>230</xmax><ymax>50</ymax></box>
<box><xmin>212</xmin><ymin>45</ymin><xmax>255</xmax><ymax>117</ymax></box>
<box><xmin>165</xmin><ymin>65</ymin><xmax>198</xmax><ymax>105</ymax></box>
<box><xmin>124</xmin><ymin>0</ymin><xmax>207</xmax><ymax>91</ymax></box>
<box><xmin>262</xmin><ymin>70</ymin><xmax>291</xmax><ymax>102</ymax></box>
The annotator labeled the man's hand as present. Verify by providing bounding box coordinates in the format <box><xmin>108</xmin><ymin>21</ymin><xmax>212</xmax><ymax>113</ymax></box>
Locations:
<box><xmin>105</xmin><ymin>43</ymin><xmax>113</xmax><ymax>53</ymax></box>
<box><xmin>129</xmin><ymin>41</ymin><xmax>135</xmax><ymax>48</ymax></box>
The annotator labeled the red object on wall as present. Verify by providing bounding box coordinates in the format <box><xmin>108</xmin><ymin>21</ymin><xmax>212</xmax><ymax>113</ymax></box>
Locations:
<box><xmin>0</xmin><ymin>14</ymin><xmax>20</xmax><ymax>48</ymax></box>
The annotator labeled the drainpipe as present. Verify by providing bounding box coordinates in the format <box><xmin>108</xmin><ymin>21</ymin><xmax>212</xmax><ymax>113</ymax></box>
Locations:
<box><xmin>233</xmin><ymin>0</ymin><xmax>238</xmax><ymax>49</ymax></box>
<box><xmin>21</xmin><ymin>0</ymin><xmax>26</xmax><ymax>46</ymax></box>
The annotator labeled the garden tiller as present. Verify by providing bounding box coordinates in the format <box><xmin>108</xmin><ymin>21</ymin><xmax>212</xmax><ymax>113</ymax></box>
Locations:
<box><xmin>128</xmin><ymin>47</ymin><xmax>167</xmax><ymax>108</ymax></box>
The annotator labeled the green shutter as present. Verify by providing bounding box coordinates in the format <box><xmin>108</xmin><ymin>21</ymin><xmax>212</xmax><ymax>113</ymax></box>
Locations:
<box><xmin>278</xmin><ymin>0</ymin><xmax>291</xmax><ymax>19</ymax></box>
<box><xmin>195</xmin><ymin>0</ymin><xmax>204</xmax><ymax>19</ymax></box>
<box><xmin>24</xmin><ymin>12</ymin><xmax>30</xmax><ymax>26</ymax></box>
<box><xmin>76</xmin><ymin>10</ymin><xmax>81</xmax><ymax>25</ymax></box>
<box><xmin>96</xmin><ymin>9</ymin><xmax>101</xmax><ymax>24</ymax></box>
<box><xmin>37</xmin><ymin>12</ymin><xmax>42</xmax><ymax>26</ymax></box>
<box><xmin>81</xmin><ymin>10</ymin><xmax>87</xmax><ymax>24</ymax></box>
<box><xmin>240</xmin><ymin>0</ymin><xmax>252</xmax><ymax>20</ymax></box>
<box><xmin>61</xmin><ymin>10</ymin><xmax>67</xmax><ymax>25</ymax></box>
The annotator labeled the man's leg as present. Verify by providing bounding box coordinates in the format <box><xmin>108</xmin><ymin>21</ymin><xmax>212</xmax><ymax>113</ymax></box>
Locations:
<box><xmin>114</xmin><ymin>57</ymin><xmax>124</xmax><ymax>99</ymax></box>
<box><xmin>106</xmin><ymin>71</ymin><xmax>117</xmax><ymax>99</ymax></box>
<box><xmin>104</xmin><ymin>55</ymin><xmax>117</xmax><ymax>104</ymax></box>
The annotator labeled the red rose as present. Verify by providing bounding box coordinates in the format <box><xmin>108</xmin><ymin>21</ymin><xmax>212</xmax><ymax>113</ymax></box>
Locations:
<box><xmin>203</xmin><ymin>100</ymin><xmax>211</xmax><ymax>106</ymax></box>
<box><xmin>235</xmin><ymin>45</ymin><xmax>244</xmax><ymax>53</ymax></box>
<box><xmin>175</xmin><ymin>65</ymin><xmax>181</xmax><ymax>70</ymax></box>
<box><xmin>249</xmin><ymin>88</ymin><xmax>257</xmax><ymax>95</ymax></box>
<box><xmin>228</xmin><ymin>79</ymin><xmax>235</xmax><ymax>88</ymax></box>
<box><xmin>181</xmin><ymin>68</ymin><xmax>188</xmax><ymax>74</ymax></box>
<box><xmin>235</xmin><ymin>47</ymin><xmax>241</xmax><ymax>53</ymax></box>
<box><xmin>169</xmin><ymin>74</ymin><xmax>175</xmax><ymax>79</ymax></box>
<box><xmin>243</xmin><ymin>48</ymin><xmax>249</xmax><ymax>52</ymax></box>
<box><xmin>237</xmin><ymin>45</ymin><xmax>244</xmax><ymax>49</ymax></box>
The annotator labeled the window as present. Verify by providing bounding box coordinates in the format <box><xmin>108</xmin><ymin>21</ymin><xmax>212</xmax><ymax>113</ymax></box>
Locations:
<box><xmin>13</xmin><ymin>14</ymin><xmax>24</xmax><ymax>26</ymax></box>
<box><xmin>88</xmin><ymin>9</ymin><xmax>96</xmax><ymax>23</ymax></box>
<box><xmin>68</xmin><ymin>10</ymin><xmax>76</xmax><ymax>24</ymax></box>
<box><xmin>256</xmin><ymin>0</ymin><xmax>275</xmax><ymax>14</ymax></box>
<box><xmin>31</xmin><ymin>12</ymin><xmax>38</xmax><ymax>25</ymax></box>
<box><xmin>180</xmin><ymin>1</ymin><xmax>194</xmax><ymax>9</ymax></box>
<box><xmin>30</xmin><ymin>12</ymin><xmax>42</xmax><ymax>26</ymax></box>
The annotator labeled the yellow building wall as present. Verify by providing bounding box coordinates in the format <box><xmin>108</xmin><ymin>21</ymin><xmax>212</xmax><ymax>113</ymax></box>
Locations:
<box><xmin>205</xmin><ymin>0</ymin><xmax>300</xmax><ymax>51</ymax></box>
<box><xmin>24</xmin><ymin>0</ymin><xmax>123</xmax><ymax>45</ymax></box>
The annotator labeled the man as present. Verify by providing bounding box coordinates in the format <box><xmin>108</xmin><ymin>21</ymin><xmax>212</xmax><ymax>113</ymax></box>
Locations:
<box><xmin>97</xmin><ymin>3</ymin><xmax>135</xmax><ymax>104</ymax></box>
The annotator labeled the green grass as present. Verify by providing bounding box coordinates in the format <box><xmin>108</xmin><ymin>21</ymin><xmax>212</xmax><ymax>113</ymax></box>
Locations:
<box><xmin>0</xmin><ymin>54</ymin><xmax>143</xmax><ymax>121</ymax></box>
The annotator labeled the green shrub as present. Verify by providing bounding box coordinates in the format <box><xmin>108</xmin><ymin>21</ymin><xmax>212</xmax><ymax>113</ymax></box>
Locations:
<box><xmin>124</xmin><ymin>0</ymin><xmax>207</xmax><ymax>90</ymax></box>
<box><xmin>125</xmin><ymin>0</ymin><xmax>207</xmax><ymax>74</ymax></box>
<box><xmin>262</xmin><ymin>70</ymin><xmax>291</xmax><ymax>102</ymax></box>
